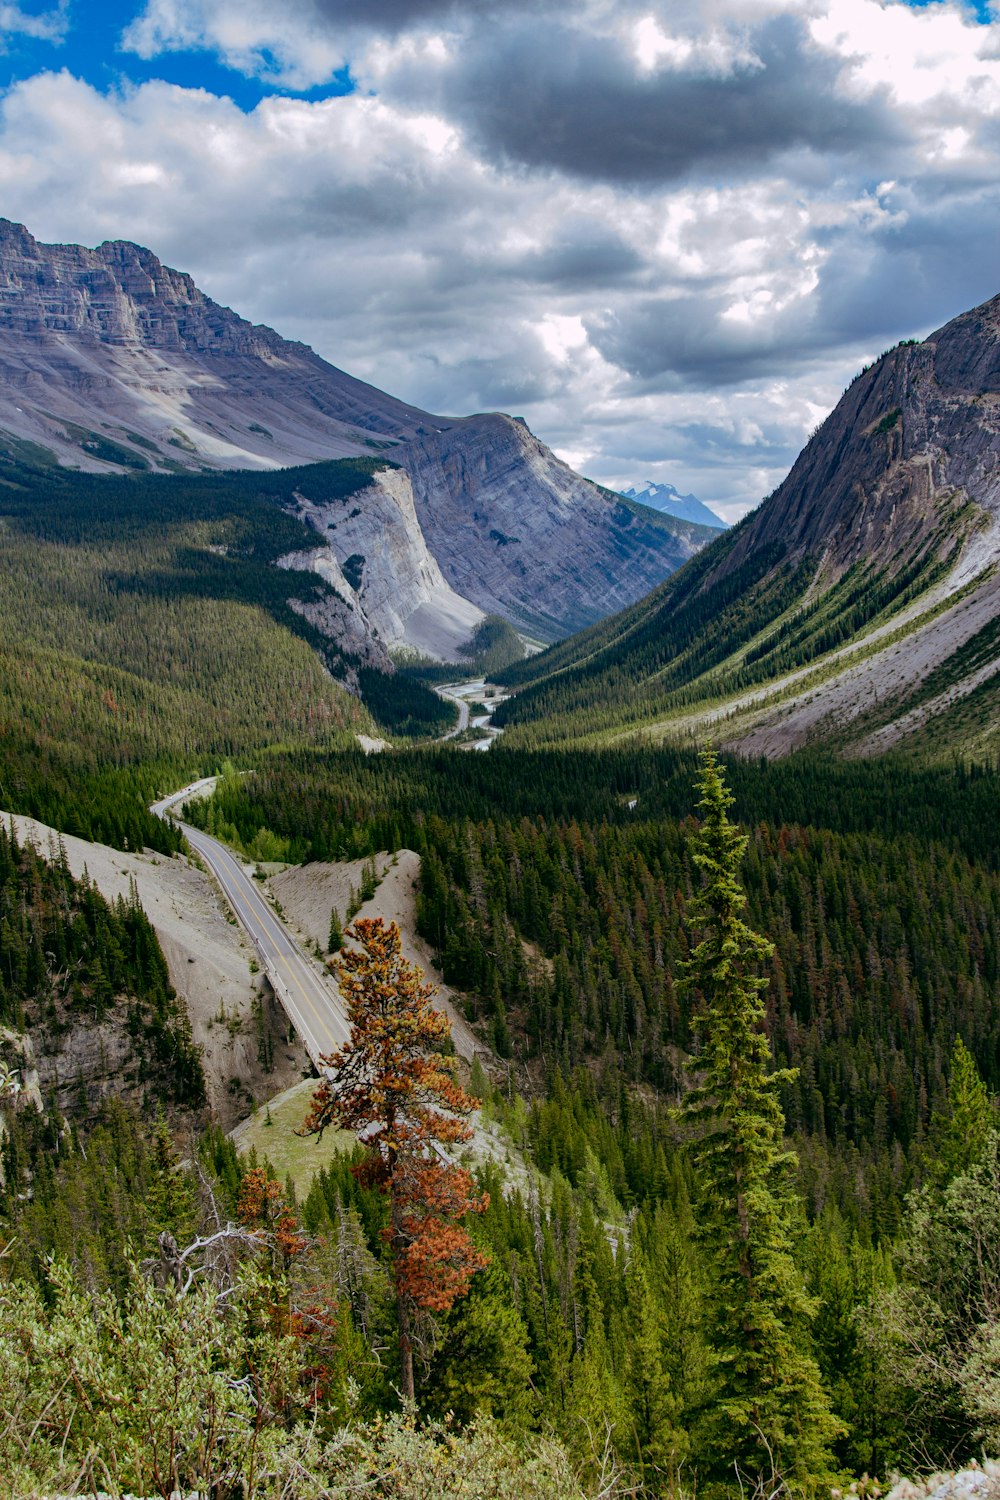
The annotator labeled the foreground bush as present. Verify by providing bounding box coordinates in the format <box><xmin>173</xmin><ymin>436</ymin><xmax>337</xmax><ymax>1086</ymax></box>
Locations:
<box><xmin>0</xmin><ymin>1259</ymin><xmax>620</xmax><ymax>1500</ymax></box>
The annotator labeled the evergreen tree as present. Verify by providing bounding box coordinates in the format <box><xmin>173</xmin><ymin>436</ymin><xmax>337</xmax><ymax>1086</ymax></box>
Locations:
<box><xmin>872</xmin><ymin>1131</ymin><xmax>1000</xmax><ymax>1464</ymax></box>
<box><xmin>929</xmin><ymin>1035</ymin><xmax>996</xmax><ymax>1185</ymax></box>
<box><xmin>679</xmin><ymin>748</ymin><xmax>839</xmax><ymax>1492</ymax></box>
<box><xmin>328</xmin><ymin>905</ymin><xmax>343</xmax><ymax>954</ymax></box>
<box><xmin>424</xmin><ymin>1257</ymin><xmax>535</xmax><ymax>1430</ymax></box>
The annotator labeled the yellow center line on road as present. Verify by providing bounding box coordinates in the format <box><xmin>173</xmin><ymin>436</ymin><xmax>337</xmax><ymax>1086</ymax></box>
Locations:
<box><xmin>279</xmin><ymin>956</ymin><xmax>345</xmax><ymax>1059</ymax></box>
<box><xmin>169</xmin><ymin>815</ymin><xmax>349</xmax><ymax>1066</ymax></box>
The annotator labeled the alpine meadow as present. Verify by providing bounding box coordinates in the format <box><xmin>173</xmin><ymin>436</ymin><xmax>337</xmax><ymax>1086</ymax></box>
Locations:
<box><xmin>5</xmin><ymin>3</ymin><xmax>1000</xmax><ymax>1498</ymax></box>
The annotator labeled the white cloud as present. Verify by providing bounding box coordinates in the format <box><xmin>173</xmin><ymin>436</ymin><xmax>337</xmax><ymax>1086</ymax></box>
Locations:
<box><xmin>631</xmin><ymin>14</ymin><xmax>759</xmax><ymax>75</ymax></box>
<box><xmin>122</xmin><ymin>0</ymin><xmax>347</xmax><ymax>89</ymax></box>
<box><xmin>0</xmin><ymin>0</ymin><xmax>997</xmax><ymax>515</ymax></box>
<box><xmin>0</xmin><ymin>1</ymin><xmax>67</xmax><ymax>43</ymax></box>
<box><xmin>810</xmin><ymin>0</ymin><xmax>1000</xmax><ymax>109</ymax></box>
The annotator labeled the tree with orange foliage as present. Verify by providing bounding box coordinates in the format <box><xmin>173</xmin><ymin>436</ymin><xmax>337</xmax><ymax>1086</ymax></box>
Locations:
<box><xmin>237</xmin><ymin>1165</ymin><xmax>307</xmax><ymax>1273</ymax></box>
<box><xmin>299</xmin><ymin>916</ymin><xmax>488</xmax><ymax>1402</ymax></box>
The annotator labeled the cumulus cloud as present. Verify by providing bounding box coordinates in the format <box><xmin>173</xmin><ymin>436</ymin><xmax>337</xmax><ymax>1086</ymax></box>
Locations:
<box><xmin>120</xmin><ymin>0</ymin><xmax>535</xmax><ymax>88</ymax></box>
<box><xmin>122</xmin><ymin>0</ymin><xmax>347</xmax><ymax>89</ymax></box>
<box><xmin>385</xmin><ymin>11</ymin><xmax>901</xmax><ymax>187</ymax></box>
<box><xmin>0</xmin><ymin>1</ymin><xmax>67</xmax><ymax>44</ymax></box>
<box><xmin>1</xmin><ymin>0</ymin><xmax>998</xmax><ymax>515</ymax></box>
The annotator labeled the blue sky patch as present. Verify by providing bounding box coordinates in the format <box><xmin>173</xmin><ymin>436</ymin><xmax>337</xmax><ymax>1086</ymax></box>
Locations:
<box><xmin>0</xmin><ymin>0</ymin><xmax>356</xmax><ymax>109</ymax></box>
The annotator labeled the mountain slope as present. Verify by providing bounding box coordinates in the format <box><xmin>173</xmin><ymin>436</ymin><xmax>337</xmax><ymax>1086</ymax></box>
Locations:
<box><xmin>0</xmin><ymin>220</ymin><xmax>710</xmax><ymax>651</ymax></box>
<box><xmin>403</xmin><ymin>417</ymin><xmax>716</xmax><ymax>638</ymax></box>
<box><xmin>0</xmin><ymin>219</ymin><xmax>431</xmax><ymax>471</ymax></box>
<box><xmin>496</xmin><ymin>293</ymin><xmax>1000</xmax><ymax>761</ymax></box>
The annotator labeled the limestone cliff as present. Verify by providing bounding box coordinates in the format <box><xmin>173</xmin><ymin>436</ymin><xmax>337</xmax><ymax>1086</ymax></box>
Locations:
<box><xmin>716</xmin><ymin>308</ymin><xmax>1000</xmax><ymax>588</ymax></box>
<box><xmin>278</xmin><ymin>466</ymin><xmax>483</xmax><ymax>658</ymax></box>
<box><xmin>0</xmin><ymin>219</ymin><xmax>431</xmax><ymax>474</ymax></box>
<box><xmin>405</xmin><ymin>413</ymin><xmax>711</xmax><ymax>638</ymax></box>
<box><xmin>0</xmin><ymin>220</ymin><xmax>712</xmax><ymax>656</ymax></box>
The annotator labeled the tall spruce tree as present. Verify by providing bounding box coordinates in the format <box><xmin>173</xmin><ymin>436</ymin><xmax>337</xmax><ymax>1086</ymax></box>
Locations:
<box><xmin>679</xmin><ymin>748</ymin><xmax>839</xmax><ymax>1493</ymax></box>
<box><xmin>929</xmin><ymin>1035</ymin><xmax>996</xmax><ymax>1185</ymax></box>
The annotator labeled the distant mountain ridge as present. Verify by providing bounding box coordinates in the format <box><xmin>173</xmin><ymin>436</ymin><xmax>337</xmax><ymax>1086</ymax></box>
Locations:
<box><xmin>0</xmin><ymin>220</ymin><xmax>714</xmax><ymax>657</ymax></box>
<box><xmin>620</xmin><ymin>480</ymin><xmax>728</xmax><ymax>530</ymax></box>
<box><xmin>497</xmin><ymin>293</ymin><xmax>1000</xmax><ymax>764</ymax></box>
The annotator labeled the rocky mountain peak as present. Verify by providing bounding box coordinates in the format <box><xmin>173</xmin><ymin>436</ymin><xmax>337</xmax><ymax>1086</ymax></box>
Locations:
<box><xmin>931</xmin><ymin>291</ymin><xmax>1000</xmax><ymax>391</ymax></box>
<box><xmin>621</xmin><ymin>479</ymin><xmax>728</xmax><ymax>530</ymax></box>
<box><xmin>499</xmin><ymin>285</ymin><xmax>1000</xmax><ymax>762</ymax></box>
<box><xmin>718</xmin><ymin>294</ymin><xmax>1000</xmax><ymax>592</ymax></box>
<box><xmin>0</xmin><ymin>218</ymin><xmax>290</xmax><ymax>358</ymax></box>
<box><xmin>0</xmin><ymin>219</ymin><xmax>716</xmax><ymax>658</ymax></box>
<box><xmin>0</xmin><ymin>218</ymin><xmax>40</xmax><ymax>253</ymax></box>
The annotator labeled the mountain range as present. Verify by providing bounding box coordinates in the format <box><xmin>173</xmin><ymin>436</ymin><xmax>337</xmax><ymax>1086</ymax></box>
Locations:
<box><xmin>620</xmin><ymin>480</ymin><xmax>728</xmax><ymax>530</ymax></box>
<box><xmin>1</xmin><ymin>210</ymin><xmax>998</xmax><ymax>1498</ymax></box>
<box><xmin>0</xmin><ymin>219</ymin><xmax>714</xmax><ymax>658</ymax></box>
<box><xmin>8</xmin><ymin>217</ymin><xmax>1000</xmax><ymax>768</ymax></box>
<box><xmin>497</xmin><ymin>293</ymin><xmax>1000</xmax><ymax>764</ymax></box>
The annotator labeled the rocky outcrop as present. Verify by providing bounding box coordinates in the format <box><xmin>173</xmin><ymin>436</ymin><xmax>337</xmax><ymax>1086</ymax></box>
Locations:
<box><xmin>668</xmin><ymin>294</ymin><xmax>1000</xmax><ymax>754</ymax></box>
<box><xmin>404</xmin><ymin>413</ymin><xmax>709</xmax><ymax>639</ymax></box>
<box><xmin>718</xmin><ymin>298</ymin><xmax>1000</xmax><ymax>589</ymax></box>
<box><xmin>0</xmin><ymin>219</ymin><xmax>712</xmax><ymax>654</ymax></box>
<box><xmin>278</xmin><ymin>466</ymin><xmax>483</xmax><ymax>658</ymax></box>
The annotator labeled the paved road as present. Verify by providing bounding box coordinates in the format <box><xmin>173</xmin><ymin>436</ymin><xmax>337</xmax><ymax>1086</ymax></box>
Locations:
<box><xmin>436</xmin><ymin>684</ymin><xmax>470</xmax><ymax>738</ymax></box>
<box><xmin>151</xmin><ymin>781</ymin><xmax>350</xmax><ymax>1067</ymax></box>
<box><xmin>436</xmin><ymin>679</ymin><xmax>507</xmax><ymax>750</ymax></box>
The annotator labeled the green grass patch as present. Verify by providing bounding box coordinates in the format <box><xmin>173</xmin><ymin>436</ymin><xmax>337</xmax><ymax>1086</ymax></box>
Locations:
<box><xmin>234</xmin><ymin>1079</ymin><xmax>355</xmax><ymax>1197</ymax></box>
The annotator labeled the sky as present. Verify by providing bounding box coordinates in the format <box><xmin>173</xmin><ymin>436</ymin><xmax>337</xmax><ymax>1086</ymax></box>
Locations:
<box><xmin>0</xmin><ymin>1</ymin><xmax>998</xmax><ymax>518</ymax></box>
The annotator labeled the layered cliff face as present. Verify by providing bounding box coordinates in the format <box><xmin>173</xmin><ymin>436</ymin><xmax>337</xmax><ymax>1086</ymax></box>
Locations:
<box><xmin>278</xmin><ymin>466</ymin><xmax>483</xmax><ymax>660</ymax></box>
<box><xmin>498</xmin><ymin>290</ymin><xmax>1000</xmax><ymax>762</ymax></box>
<box><xmin>718</xmin><ymin>310</ymin><xmax>1000</xmax><ymax>587</ymax></box>
<box><xmin>0</xmin><ymin>219</ymin><xmax>430</xmax><ymax>472</ymax></box>
<box><xmin>707</xmin><ymin>294</ymin><xmax>1000</xmax><ymax>755</ymax></box>
<box><xmin>404</xmin><ymin>413</ymin><xmax>711</xmax><ymax>638</ymax></box>
<box><xmin>0</xmin><ymin>219</ymin><xmax>707</xmax><ymax>657</ymax></box>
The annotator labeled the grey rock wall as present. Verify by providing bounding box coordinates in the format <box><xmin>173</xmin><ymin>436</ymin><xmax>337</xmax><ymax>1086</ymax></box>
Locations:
<box><xmin>717</xmin><ymin>292</ymin><xmax>1000</xmax><ymax>590</ymax></box>
<box><xmin>279</xmin><ymin>466</ymin><xmax>483</xmax><ymax>658</ymax></box>
<box><xmin>0</xmin><ymin>219</ymin><xmax>712</xmax><ymax>655</ymax></box>
<box><xmin>405</xmin><ymin>413</ymin><xmax>711</xmax><ymax>639</ymax></box>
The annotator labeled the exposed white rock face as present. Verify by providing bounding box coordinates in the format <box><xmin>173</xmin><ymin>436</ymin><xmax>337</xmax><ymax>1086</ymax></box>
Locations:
<box><xmin>278</xmin><ymin>466</ymin><xmax>484</xmax><ymax>659</ymax></box>
<box><xmin>276</xmin><ymin>571</ymin><xmax>393</xmax><ymax>681</ymax></box>
<box><xmin>0</xmin><ymin>219</ymin><xmax>714</xmax><ymax>654</ymax></box>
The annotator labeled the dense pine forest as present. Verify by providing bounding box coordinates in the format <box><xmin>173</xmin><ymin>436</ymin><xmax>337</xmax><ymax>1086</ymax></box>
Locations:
<box><xmin>4</xmin><ymin>738</ymin><xmax>1000</xmax><ymax>1493</ymax></box>
<box><xmin>4</xmin><ymin>463</ymin><xmax>1000</xmax><ymax>1494</ymax></box>
<box><xmin>5</xmin><ymin>720</ymin><xmax>1000</xmax><ymax>1490</ymax></box>
<box><xmin>186</xmin><ymin>747</ymin><xmax>1000</xmax><ymax>1207</ymax></box>
<box><xmin>166</xmin><ymin>743</ymin><xmax>1000</xmax><ymax>1488</ymax></box>
<box><xmin>0</xmin><ymin>453</ymin><xmax>454</xmax><ymax>849</ymax></box>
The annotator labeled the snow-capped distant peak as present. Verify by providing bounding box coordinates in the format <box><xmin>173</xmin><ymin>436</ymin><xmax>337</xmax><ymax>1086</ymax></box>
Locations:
<box><xmin>621</xmin><ymin>480</ymin><xmax>728</xmax><ymax>530</ymax></box>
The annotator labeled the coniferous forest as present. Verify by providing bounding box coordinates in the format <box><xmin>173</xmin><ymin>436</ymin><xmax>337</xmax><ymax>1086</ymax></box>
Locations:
<box><xmin>3</xmin><ymin>464</ymin><xmax>1000</xmax><ymax>1496</ymax></box>
<box><xmin>3</xmin><ymin>717</ymin><xmax>1000</xmax><ymax>1493</ymax></box>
